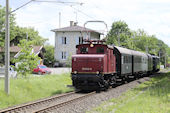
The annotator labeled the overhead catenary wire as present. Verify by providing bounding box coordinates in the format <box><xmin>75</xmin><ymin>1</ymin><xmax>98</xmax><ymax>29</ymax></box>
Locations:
<box><xmin>31</xmin><ymin>0</ymin><xmax>99</xmax><ymax>24</ymax></box>
<box><xmin>32</xmin><ymin>0</ymin><xmax>84</xmax><ymax>5</ymax></box>
<box><xmin>33</xmin><ymin>0</ymin><xmax>97</xmax><ymax>20</ymax></box>
<box><xmin>7</xmin><ymin>0</ymin><xmax>104</xmax><ymax>32</ymax></box>
<box><xmin>10</xmin><ymin>0</ymin><xmax>34</xmax><ymax>14</ymax></box>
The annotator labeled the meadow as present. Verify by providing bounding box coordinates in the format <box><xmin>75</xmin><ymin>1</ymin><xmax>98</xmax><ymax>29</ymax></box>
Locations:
<box><xmin>0</xmin><ymin>73</ymin><xmax>73</xmax><ymax>109</ymax></box>
<box><xmin>88</xmin><ymin>72</ymin><xmax>170</xmax><ymax>113</ymax></box>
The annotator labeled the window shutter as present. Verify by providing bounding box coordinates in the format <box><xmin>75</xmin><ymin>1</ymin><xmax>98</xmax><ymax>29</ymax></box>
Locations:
<box><xmin>65</xmin><ymin>37</ymin><xmax>67</xmax><ymax>44</ymax></box>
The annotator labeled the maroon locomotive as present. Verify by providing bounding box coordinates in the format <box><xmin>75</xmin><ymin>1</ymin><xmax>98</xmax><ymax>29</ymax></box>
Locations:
<box><xmin>71</xmin><ymin>40</ymin><xmax>117</xmax><ymax>90</ymax></box>
<box><xmin>71</xmin><ymin>40</ymin><xmax>160</xmax><ymax>91</ymax></box>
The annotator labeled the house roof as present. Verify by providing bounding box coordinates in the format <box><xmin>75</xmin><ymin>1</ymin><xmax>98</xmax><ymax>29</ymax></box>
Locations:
<box><xmin>51</xmin><ymin>25</ymin><xmax>102</xmax><ymax>34</ymax></box>
<box><xmin>0</xmin><ymin>46</ymin><xmax>20</xmax><ymax>53</ymax></box>
<box><xmin>0</xmin><ymin>46</ymin><xmax>43</xmax><ymax>55</ymax></box>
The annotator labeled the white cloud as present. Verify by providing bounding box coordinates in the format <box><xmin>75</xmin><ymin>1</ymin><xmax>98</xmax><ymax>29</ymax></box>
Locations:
<box><xmin>10</xmin><ymin>0</ymin><xmax>170</xmax><ymax>46</ymax></box>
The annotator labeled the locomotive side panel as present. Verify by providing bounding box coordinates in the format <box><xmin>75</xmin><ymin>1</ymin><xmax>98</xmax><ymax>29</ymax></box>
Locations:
<box><xmin>147</xmin><ymin>54</ymin><xmax>153</xmax><ymax>73</ymax></box>
<box><xmin>121</xmin><ymin>54</ymin><xmax>132</xmax><ymax>75</ymax></box>
<box><xmin>132</xmin><ymin>51</ymin><xmax>148</xmax><ymax>75</ymax></box>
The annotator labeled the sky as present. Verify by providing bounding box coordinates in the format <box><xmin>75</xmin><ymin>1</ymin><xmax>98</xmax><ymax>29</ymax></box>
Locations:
<box><xmin>0</xmin><ymin>0</ymin><xmax>170</xmax><ymax>46</ymax></box>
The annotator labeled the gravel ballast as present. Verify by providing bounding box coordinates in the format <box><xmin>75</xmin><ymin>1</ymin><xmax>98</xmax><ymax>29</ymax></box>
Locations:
<box><xmin>51</xmin><ymin>77</ymin><xmax>151</xmax><ymax>113</ymax></box>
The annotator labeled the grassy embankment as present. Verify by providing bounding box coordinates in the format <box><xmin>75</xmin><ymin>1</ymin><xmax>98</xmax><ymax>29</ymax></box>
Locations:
<box><xmin>88</xmin><ymin>72</ymin><xmax>170</xmax><ymax>113</ymax></box>
<box><xmin>0</xmin><ymin>73</ymin><xmax>73</xmax><ymax>109</ymax></box>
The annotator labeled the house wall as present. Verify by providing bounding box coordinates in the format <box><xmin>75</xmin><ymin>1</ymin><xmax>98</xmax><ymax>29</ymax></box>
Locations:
<box><xmin>54</xmin><ymin>31</ymin><xmax>100</xmax><ymax>65</ymax></box>
<box><xmin>90</xmin><ymin>32</ymin><xmax>100</xmax><ymax>40</ymax></box>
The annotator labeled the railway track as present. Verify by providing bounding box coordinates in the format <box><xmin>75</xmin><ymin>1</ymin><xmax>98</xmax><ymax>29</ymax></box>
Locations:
<box><xmin>0</xmin><ymin>91</ymin><xmax>95</xmax><ymax>113</ymax></box>
<box><xmin>33</xmin><ymin>91</ymin><xmax>95</xmax><ymax>113</ymax></box>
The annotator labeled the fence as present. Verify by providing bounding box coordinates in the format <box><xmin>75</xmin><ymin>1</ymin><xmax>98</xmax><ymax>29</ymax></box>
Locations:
<box><xmin>0</xmin><ymin>67</ymin><xmax>5</xmax><ymax>78</ymax></box>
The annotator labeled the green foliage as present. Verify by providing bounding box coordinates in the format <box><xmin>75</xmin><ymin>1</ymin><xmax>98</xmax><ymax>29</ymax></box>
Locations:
<box><xmin>44</xmin><ymin>45</ymin><xmax>56</xmax><ymax>67</ymax></box>
<box><xmin>13</xmin><ymin>40</ymin><xmax>40</xmax><ymax>77</ymax></box>
<box><xmin>11</xmin><ymin>26</ymin><xmax>48</xmax><ymax>46</ymax></box>
<box><xmin>88</xmin><ymin>72</ymin><xmax>170</xmax><ymax>113</ymax></box>
<box><xmin>0</xmin><ymin>5</ymin><xmax>16</xmax><ymax>47</ymax></box>
<box><xmin>0</xmin><ymin>5</ymin><xmax>47</xmax><ymax>48</ymax></box>
<box><xmin>106</xmin><ymin>20</ymin><xmax>170</xmax><ymax>64</ymax></box>
<box><xmin>0</xmin><ymin>73</ymin><xmax>73</xmax><ymax>109</ymax></box>
<box><xmin>106</xmin><ymin>20</ymin><xmax>132</xmax><ymax>48</ymax></box>
<box><xmin>66</xmin><ymin>53</ymin><xmax>72</xmax><ymax>67</ymax></box>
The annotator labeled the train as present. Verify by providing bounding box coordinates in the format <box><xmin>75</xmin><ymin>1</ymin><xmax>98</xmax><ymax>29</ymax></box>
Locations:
<box><xmin>71</xmin><ymin>40</ymin><xmax>160</xmax><ymax>91</ymax></box>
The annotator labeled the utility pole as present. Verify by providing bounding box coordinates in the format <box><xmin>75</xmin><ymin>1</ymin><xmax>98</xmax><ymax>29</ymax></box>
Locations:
<box><xmin>5</xmin><ymin>0</ymin><xmax>10</xmax><ymax>94</ymax></box>
<box><xmin>74</xmin><ymin>11</ymin><xmax>78</xmax><ymax>23</ymax></box>
<box><xmin>26</xmin><ymin>32</ymin><xmax>28</xmax><ymax>41</ymax></box>
<box><xmin>59</xmin><ymin>12</ymin><xmax>61</xmax><ymax>28</ymax></box>
<box><xmin>118</xmin><ymin>29</ymin><xmax>121</xmax><ymax>46</ymax></box>
<box><xmin>118</xmin><ymin>34</ymin><xmax>120</xmax><ymax>46</ymax></box>
<box><xmin>145</xmin><ymin>46</ymin><xmax>148</xmax><ymax>53</ymax></box>
<box><xmin>165</xmin><ymin>53</ymin><xmax>166</xmax><ymax>68</ymax></box>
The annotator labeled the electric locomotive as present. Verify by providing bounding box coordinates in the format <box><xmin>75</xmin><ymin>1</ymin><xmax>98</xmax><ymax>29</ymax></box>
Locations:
<box><xmin>72</xmin><ymin>40</ymin><xmax>116</xmax><ymax>90</ymax></box>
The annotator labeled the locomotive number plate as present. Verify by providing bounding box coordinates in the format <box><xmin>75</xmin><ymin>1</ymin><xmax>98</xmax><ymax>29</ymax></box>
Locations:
<box><xmin>82</xmin><ymin>67</ymin><xmax>92</xmax><ymax>71</ymax></box>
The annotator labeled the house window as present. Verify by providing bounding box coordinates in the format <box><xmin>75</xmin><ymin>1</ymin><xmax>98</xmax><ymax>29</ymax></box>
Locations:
<box><xmin>62</xmin><ymin>37</ymin><xmax>66</xmax><ymax>44</ymax></box>
<box><xmin>79</xmin><ymin>37</ymin><xmax>83</xmax><ymax>44</ymax></box>
<box><xmin>62</xmin><ymin>51</ymin><xmax>66</xmax><ymax>59</ymax></box>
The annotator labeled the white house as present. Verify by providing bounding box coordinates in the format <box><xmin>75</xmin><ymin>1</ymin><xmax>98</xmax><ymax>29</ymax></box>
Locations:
<box><xmin>51</xmin><ymin>21</ymin><xmax>101</xmax><ymax>66</ymax></box>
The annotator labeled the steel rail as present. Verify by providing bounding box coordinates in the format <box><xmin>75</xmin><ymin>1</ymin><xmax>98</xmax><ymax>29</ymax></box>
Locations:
<box><xmin>33</xmin><ymin>91</ymin><xmax>96</xmax><ymax>113</ymax></box>
<box><xmin>0</xmin><ymin>91</ymin><xmax>76</xmax><ymax>113</ymax></box>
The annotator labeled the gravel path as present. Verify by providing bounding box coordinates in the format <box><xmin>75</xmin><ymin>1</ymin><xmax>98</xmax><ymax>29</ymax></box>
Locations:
<box><xmin>50</xmin><ymin>68</ymin><xmax>71</xmax><ymax>74</ymax></box>
<box><xmin>50</xmin><ymin>77</ymin><xmax>151</xmax><ymax>113</ymax></box>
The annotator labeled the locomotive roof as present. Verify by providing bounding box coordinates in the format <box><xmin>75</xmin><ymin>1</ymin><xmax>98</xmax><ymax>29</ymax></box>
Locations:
<box><xmin>114</xmin><ymin>46</ymin><xmax>133</xmax><ymax>55</ymax></box>
<box><xmin>76</xmin><ymin>43</ymin><xmax>114</xmax><ymax>49</ymax></box>
<box><xmin>131</xmin><ymin>50</ymin><xmax>148</xmax><ymax>57</ymax></box>
<box><xmin>114</xmin><ymin>46</ymin><xmax>148</xmax><ymax>58</ymax></box>
<box><xmin>151</xmin><ymin>55</ymin><xmax>160</xmax><ymax>58</ymax></box>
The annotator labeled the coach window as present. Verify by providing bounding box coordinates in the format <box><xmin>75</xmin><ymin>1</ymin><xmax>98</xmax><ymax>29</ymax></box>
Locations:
<box><xmin>96</xmin><ymin>47</ymin><xmax>104</xmax><ymax>54</ymax></box>
<box><xmin>122</xmin><ymin>56</ymin><xmax>124</xmax><ymax>64</ymax></box>
<box><xmin>125</xmin><ymin>56</ymin><xmax>127</xmax><ymax>63</ymax></box>
<box><xmin>80</xmin><ymin>47</ymin><xmax>88</xmax><ymax>53</ymax></box>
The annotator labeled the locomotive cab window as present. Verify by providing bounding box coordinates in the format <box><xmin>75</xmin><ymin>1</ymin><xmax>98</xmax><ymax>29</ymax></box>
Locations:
<box><xmin>96</xmin><ymin>47</ymin><xmax>104</xmax><ymax>54</ymax></box>
<box><xmin>80</xmin><ymin>47</ymin><xmax>88</xmax><ymax>53</ymax></box>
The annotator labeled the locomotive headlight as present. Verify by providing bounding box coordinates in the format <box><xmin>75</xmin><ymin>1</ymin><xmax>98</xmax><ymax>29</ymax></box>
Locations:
<box><xmin>74</xmin><ymin>71</ymin><xmax>77</xmax><ymax>74</ymax></box>
<box><xmin>90</xmin><ymin>44</ymin><xmax>94</xmax><ymax>47</ymax></box>
<box><xmin>96</xmin><ymin>71</ymin><xmax>99</xmax><ymax>74</ymax></box>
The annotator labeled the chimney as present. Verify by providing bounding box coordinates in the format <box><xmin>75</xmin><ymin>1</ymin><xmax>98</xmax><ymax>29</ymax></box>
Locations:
<box><xmin>74</xmin><ymin>22</ymin><xmax>78</xmax><ymax>26</ymax></box>
<box><xmin>70</xmin><ymin>21</ymin><xmax>74</xmax><ymax>27</ymax></box>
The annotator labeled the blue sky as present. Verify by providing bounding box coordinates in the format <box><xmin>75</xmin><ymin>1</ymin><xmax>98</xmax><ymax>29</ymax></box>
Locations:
<box><xmin>1</xmin><ymin>0</ymin><xmax>170</xmax><ymax>46</ymax></box>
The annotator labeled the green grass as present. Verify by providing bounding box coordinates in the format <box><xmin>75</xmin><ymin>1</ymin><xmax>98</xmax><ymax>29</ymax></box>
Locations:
<box><xmin>87</xmin><ymin>72</ymin><xmax>170</xmax><ymax>113</ymax></box>
<box><xmin>0</xmin><ymin>73</ymin><xmax>73</xmax><ymax>109</ymax></box>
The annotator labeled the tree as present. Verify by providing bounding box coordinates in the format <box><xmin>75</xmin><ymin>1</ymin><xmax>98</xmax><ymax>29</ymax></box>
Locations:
<box><xmin>0</xmin><ymin>5</ymin><xmax>16</xmax><ymax>47</ymax></box>
<box><xmin>13</xmin><ymin>40</ymin><xmax>40</xmax><ymax>77</ymax></box>
<box><xmin>106</xmin><ymin>20</ymin><xmax>132</xmax><ymax>48</ymax></box>
<box><xmin>0</xmin><ymin>5</ymin><xmax>47</xmax><ymax>47</ymax></box>
<box><xmin>10</xmin><ymin>26</ymin><xmax>47</xmax><ymax>46</ymax></box>
<box><xmin>106</xmin><ymin>20</ymin><xmax>170</xmax><ymax>65</ymax></box>
<box><xmin>43</xmin><ymin>45</ymin><xmax>56</xmax><ymax>67</ymax></box>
